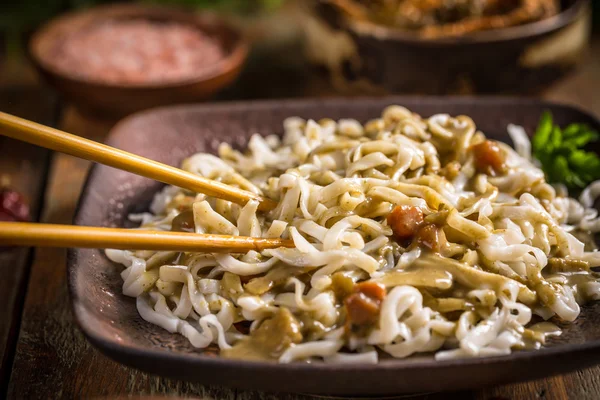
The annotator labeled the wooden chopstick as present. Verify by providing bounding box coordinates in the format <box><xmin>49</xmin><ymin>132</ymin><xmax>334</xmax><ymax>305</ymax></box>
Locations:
<box><xmin>0</xmin><ymin>222</ymin><xmax>294</xmax><ymax>253</ymax></box>
<box><xmin>0</xmin><ymin>112</ymin><xmax>277</xmax><ymax>211</ymax></box>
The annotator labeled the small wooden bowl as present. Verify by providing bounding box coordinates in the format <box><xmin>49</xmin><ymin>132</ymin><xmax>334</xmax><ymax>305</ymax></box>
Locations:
<box><xmin>29</xmin><ymin>5</ymin><xmax>248</xmax><ymax>117</ymax></box>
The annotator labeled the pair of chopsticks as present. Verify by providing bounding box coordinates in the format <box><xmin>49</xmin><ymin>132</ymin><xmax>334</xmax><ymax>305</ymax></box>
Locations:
<box><xmin>0</xmin><ymin>112</ymin><xmax>292</xmax><ymax>253</ymax></box>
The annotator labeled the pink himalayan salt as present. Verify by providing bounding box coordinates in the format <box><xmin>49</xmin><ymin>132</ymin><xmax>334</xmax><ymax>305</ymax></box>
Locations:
<box><xmin>50</xmin><ymin>19</ymin><xmax>225</xmax><ymax>85</ymax></box>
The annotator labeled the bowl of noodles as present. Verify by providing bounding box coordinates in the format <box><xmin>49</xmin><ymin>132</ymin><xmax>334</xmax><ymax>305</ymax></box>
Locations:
<box><xmin>311</xmin><ymin>0</ymin><xmax>591</xmax><ymax>94</ymax></box>
<box><xmin>68</xmin><ymin>97</ymin><xmax>600</xmax><ymax>395</ymax></box>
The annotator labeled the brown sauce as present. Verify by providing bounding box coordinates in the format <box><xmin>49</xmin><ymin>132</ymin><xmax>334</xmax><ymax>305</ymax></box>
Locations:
<box><xmin>521</xmin><ymin>322</ymin><xmax>561</xmax><ymax>350</ymax></box>
<box><xmin>244</xmin><ymin>266</ymin><xmax>306</xmax><ymax>295</ymax></box>
<box><xmin>331</xmin><ymin>272</ymin><xmax>356</xmax><ymax>301</ymax></box>
<box><xmin>529</xmin><ymin>322</ymin><xmax>561</xmax><ymax>337</ymax></box>
<box><xmin>222</xmin><ymin>308</ymin><xmax>302</xmax><ymax>361</ymax></box>
<box><xmin>171</xmin><ymin>209</ymin><xmax>195</xmax><ymax>233</ymax></box>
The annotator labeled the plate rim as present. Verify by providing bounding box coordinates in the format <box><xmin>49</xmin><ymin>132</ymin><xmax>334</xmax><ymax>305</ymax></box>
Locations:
<box><xmin>67</xmin><ymin>95</ymin><xmax>600</xmax><ymax>391</ymax></box>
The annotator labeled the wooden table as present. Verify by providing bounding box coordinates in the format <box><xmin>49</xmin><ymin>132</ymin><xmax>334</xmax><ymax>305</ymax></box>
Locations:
<box><xmin>2</xmin><ymin>38</ymin><xmax>600</xmax><ymax>400</ymax></box>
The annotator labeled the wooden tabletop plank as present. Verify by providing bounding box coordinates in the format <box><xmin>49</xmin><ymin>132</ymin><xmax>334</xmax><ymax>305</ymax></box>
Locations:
<box><xmin>236</xmin><ymin>390</ymin><xmax>476</xmax><ymax>400</ymax></box>
<box><xmin>0</xmin><ymin>87</ymin><xmax>56</xmax><ymax>394</ymax></box>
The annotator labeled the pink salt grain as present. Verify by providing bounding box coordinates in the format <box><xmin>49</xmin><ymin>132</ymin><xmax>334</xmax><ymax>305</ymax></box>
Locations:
<box><xmin>50</xmin><ymin>20</ymin><xmax>225</xmax><ymax>85</ymax></box>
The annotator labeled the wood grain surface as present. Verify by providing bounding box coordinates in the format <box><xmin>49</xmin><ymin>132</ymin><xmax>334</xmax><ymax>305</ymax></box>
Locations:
<box><xmin>0</xmin><ymin>87</ymin><xmax>56</xmax><ymax>393</ymax></box>
<box><xmin>3</xmin><ymin>37</ymin><xmax>600</xmax><ymax>400</ymax></box>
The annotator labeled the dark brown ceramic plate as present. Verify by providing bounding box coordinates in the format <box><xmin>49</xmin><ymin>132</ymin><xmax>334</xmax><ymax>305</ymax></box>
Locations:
<box><xmin>69</xmin><ymin>97</ymin><xmax>600</xmax><ymax>396</ymax></box>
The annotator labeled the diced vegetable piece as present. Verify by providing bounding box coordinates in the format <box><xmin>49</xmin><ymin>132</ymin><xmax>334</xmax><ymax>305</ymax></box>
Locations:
<box><xmin>471</xmin><ymin>140</ymin><xmax>506</xmax><ymax>176</ymax></box>
<box><xmin>344</xmin><ymin>282</ymin><xmax>386</xmax><ymax>326</ymax></box>
<box><xmin>387</xmin><ymin>205</ymin><xmax>424</xmax><ymax>240</ymax></box>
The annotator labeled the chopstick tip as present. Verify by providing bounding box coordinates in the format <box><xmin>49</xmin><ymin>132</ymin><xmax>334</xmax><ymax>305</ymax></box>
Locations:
<box><xmin>257</xmin><ymin>197</ymin><xmax>278</xmax><ymax>212</ymax></box>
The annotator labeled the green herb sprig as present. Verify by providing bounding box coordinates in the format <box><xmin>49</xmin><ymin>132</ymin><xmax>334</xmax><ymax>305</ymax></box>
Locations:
<box><xmin>532</xmin><ymin>111</ymin><xmax>600</xmax><ymax>190</ymax></box>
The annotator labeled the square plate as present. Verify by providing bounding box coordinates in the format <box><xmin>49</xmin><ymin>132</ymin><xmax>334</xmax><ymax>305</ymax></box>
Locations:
<box><xmin>68</xmin><ymin>97</ymin><xmax>600</xmax><ymax>396</ymax></box>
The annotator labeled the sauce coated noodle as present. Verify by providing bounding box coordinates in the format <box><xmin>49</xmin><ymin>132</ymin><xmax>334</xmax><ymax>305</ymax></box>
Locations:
<box><xmin>107</xmin><ymin>106</ymin><xmax>600</xmax><ymax>363</ymax></box>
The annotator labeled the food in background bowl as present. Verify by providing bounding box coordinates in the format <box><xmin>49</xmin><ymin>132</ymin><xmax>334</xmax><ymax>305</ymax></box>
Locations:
<box><xmin>327</xmin><ymin>0</ymin><xmax>560</xmax><ymax>38</ymax></box>
<box><xmin>312</xmin><ymin>0</ymin><xmax>589</xmax><ymax>94</ymax></box>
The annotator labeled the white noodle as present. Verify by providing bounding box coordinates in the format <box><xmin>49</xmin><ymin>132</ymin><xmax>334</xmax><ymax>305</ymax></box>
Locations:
<box><xmin>107</xmin><ymin>106</ymin><xmax>600</xmax><ymax>364</ymax></box>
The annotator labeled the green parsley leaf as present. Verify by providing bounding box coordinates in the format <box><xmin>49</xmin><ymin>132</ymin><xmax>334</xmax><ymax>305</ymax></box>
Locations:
<box><xmin>532</xmin><ymin>111</ymin><xmax>553</xmax><ymax>152</ymax></box>
<box><xmin>548</xmin><ymin>126</ymin><xmax>562</xmax><ymax>151</ymax></box>
<box><xmin>563</xmin><ymin>128</ymin><xmax>599</xmax><ymax>148</ymax></box>
<box><xmin>532</xmin><ymin>111</ymin><xmax>600</xmax><ymax>191</ymax></box>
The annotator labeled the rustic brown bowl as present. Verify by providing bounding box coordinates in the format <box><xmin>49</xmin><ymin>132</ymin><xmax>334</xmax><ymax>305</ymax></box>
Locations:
<box><xmin>68</xmin><ymin>97</ymin><xmax>600</xmax><ymax>396</ymax></box>
<box><xmin>29</xmin><ymin>4</ymin><xmax>248</xmax><ymax>117</ymax></box>
<box><xmin>315</xmin><ymin>0</ymin><xmax>591</xmax><ymax>95</ymax></box>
